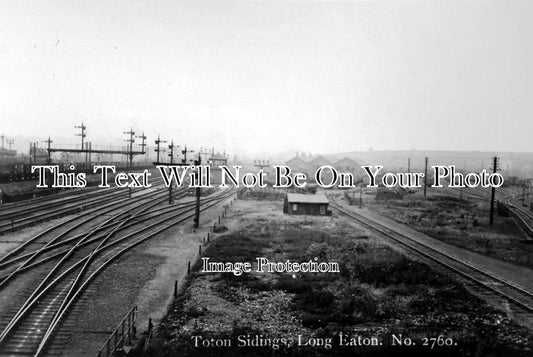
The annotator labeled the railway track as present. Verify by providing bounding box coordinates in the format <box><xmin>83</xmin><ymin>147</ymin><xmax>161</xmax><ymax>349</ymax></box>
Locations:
<box><xmin>0</xmin><ymin>176</ymin><xmax>165</xmax><ymax>235</ymax></box>
<box><xmin>500</xmin><ymin>201</ymin><xmax>533</xmax><ymax>240</ymax></box>
<box><xmin>0</xmin><ymin>185</ymin><xmax>101</xmax><ymax>211</ymax></box>
<box><xmin>0</xmin><ymin>167</ymin><xmax>160</xmax><ymax>213</ymax></box>
<box><xmin>456</xmin><ymin>186</ymin><xmax>533</xmax><ymax>240</ymax></box>
<box><xmin>0</xmin><ymin>187</ymin><xmax>190</xmax><ymax>287</ymax></box>
<box><xmin>0</xmin><ymin>188</ymin><xmax>236</xmax><ymax>356</ymax></box>
<box><xmin>330</xmin><ymin>197</ymin><xmax>533</xmax><ymax>327</ymax></box>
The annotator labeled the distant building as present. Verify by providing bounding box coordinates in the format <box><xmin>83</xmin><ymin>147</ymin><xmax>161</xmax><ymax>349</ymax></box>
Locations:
<box><xmin>284</xmin><ymin>153</ymin><xmax>331</xmax><ymax>178</ymax></box>
<box><xmin>208</xmin><ymin>152</ymin><xmax>227</xmax><ymax>167</ymax></box>
<box><xmin>334</xmin><ymin>157</ymin><xmax>359</xmax><ymax>171</ymax></box>
<box><xmin>284</xmin><ymin>154</ymin><xmax>363</xmax><ymax>187</ymax></box>
<box><xmin>0</xmin><ymin>148</ymin><xmax>17</xmax><ymax>158</ymax></box>
<box><xmin>284</xmin><ymin>193</ymin><xmax>330</xmax><ymax>216</ymax></box>
<box><xmin>309</xmin><ymin>155</ymin><xmax>332</xmax><ymax>171</ymax></box>
<box><xmin>285</xmin><ymin>153</ymin><xmax>361</xmax><ymax>172</ymax></box>
<box><xmin>285</xmin><ymin>156</ymin><xmax>310</xmax><ymax>174</ymax></box>
<box><xmin>208</xmin><ymin>152</ymin><xmax>228</xmax><ymax>185</ymax></box>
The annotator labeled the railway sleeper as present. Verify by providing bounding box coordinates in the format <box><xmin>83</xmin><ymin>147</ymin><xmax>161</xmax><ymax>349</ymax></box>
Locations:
<box><xmin>18</xmin><ymin>321</ymin><xmax>56</xmax><ymax>329</ymax></box>
<box><xmin>29</xmin><ymin>309</ymin><xmax>58</xmax><ymax>316</ymax></box>
<box><xmin>11</xmin><ymin>332</ymin><xmax>68</xmax><ymax>340</ymax></box>
<box><xmin>1</xmin><ymin>325</ymin><xmax>43</xmax><ymax>332</ymax></box>
<box><xmin>2</xmin><ymin>343</ymin><xmax>41</xmax><ymax>351</ymax></box>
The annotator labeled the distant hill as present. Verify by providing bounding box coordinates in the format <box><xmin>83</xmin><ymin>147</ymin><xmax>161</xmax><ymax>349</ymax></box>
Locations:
<box><xmin>270</xmin><ymin>150</ymin><xmax>533</xmax><ymax>178</ymax></box>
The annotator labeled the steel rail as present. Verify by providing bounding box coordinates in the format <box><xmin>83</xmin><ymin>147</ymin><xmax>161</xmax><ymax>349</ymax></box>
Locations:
<box><xmin>0</xmin><ymin>186</ymin><xmax>111</xmax><ymax>218</ymax></box>
<box><xmin>0</xmin><ymin>175</ymin><xmax>165</xmax><ymax>214</ymax></box>
<box><xmin>0</xmin><ymin>194</ymin><xmax>202</xmax><ymax>281</ymax></box>
<box><xmin>0</xmin><ymin>190</ymin><xmax>137</xmax><ymax>234</ymax></box>
<box><xmin>0</xmin><ymin>187</ymin><xmax>176</xmax><ymax>288</ymax></box>
<box><xmin>43</xmin><ymin>185</ymin><xmax>198</xmax><ymax>338</ymax></box>
<box><xmin>35</xmin><ymin>189</ymin><xmax>236</xmax><ymax>356</ymax></box>
<box><xmin>0</xmin><ymin>179</ymin><xmax>168</xmax><ymax>264</ymax></box>
<box><xmin>0</xmin><ymin>189</ymin><xmax>127</xmax><ymax>222</ymax></box>
<box><xmin>0</xmin><ymin>189</ymin><xmax>235</xmax><ymax>355</ymax></box>
<box><xmin>0</xmin><ymin>177</ymin><xmax>166</xmax><ymax>234</ymax></box>
<box><xmin>0</xmin><ymin>191</ymin><xmax>173</xmax><ymax>348</ymax></box>
<box><xmin>0</xmin><ymin>187</ymin><xmax>161</xmax><ymax>265</ymax></box>
<box><xmin>330</xmin><ymin>198</ymin><xmax>533</xmax><ymax>313</ymax></box>
<box><xmin>0</xmin><ymin>190</ymin><xmax>192</xmax><ymax>272</ymax></box>
<box><xmin>505</xmin><ymin>202</ymin><xmax>533</xmax><ymax>237</ymax></box>
<box><xmin>0</xmin><ymin>187</ymin><xmax>177</xmax><ymax>343</ymax></box>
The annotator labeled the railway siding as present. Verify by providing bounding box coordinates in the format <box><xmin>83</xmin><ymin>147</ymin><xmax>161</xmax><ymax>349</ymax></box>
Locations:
<box><xmin>0</xmin><ymin>187</ymin><xmax>236</xmax><ymax>356</ymax></box>
<box><xmin>333</xmin><ymin>199</ymin><xmax>533</xmax><ymax>294</ymax></box>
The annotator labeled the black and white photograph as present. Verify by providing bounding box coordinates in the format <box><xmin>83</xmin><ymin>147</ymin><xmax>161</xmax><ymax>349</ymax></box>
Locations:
<box><xmin>0</xmin><ymin>1</ymin><xmax>532</xmax><ymax>356</ymax></box>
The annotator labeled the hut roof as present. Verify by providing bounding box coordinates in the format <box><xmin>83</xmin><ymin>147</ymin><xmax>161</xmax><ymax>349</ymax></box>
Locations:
<box><xmin>286</xmin><ymin>193</ymin><xmax>329</xmax><ymax>204</ymax></box>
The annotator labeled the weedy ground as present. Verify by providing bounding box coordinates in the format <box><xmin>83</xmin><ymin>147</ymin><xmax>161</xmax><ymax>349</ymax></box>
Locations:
<box><xmin>366</xmin><ymin>194</ymin><xmax>533</xmax><ymax>268</ymax></box>
<box><xmin>150</xmin><ymin>199</ymin><xmax>532</xmax><ymax>357</ymax></box>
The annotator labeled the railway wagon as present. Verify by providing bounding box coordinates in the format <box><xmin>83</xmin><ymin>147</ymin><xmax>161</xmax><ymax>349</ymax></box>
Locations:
<box><xmin>0</xmin><ymin>161</ymin><xmax>153</xmax><ymax>183</ymax></box>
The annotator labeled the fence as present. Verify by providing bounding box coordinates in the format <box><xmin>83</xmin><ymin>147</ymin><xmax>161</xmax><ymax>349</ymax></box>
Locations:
<box><xmin>344</xmin><ymin>190</ymin><xmax>362</xmax><ymax>206</ymax></box>
<box><xmin>96</xmin><ymin>305</ymin><xmax>137</xmax><ymax>357</ymax></box>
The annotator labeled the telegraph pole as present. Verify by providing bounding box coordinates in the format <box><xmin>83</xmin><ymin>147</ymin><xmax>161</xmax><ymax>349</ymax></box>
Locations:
<box><xmin>44</xmin><ymin>137</ymin><xmax>53</xmax><ymax>164</ymax></box>
<box><xmin>124</xmin><ymin>128</ymin><xmax>135</xmax><ymax>167</ymax></box>
<box><xmin>168</xmin><ymin>140</ymin><xmax>176</xmax><ymax>164</ymax></box>
<box><xmin>153</xmin><ymin>145</ymin><xmax>200</xmax><ymax>219</ymax></box>
<box><xmin>7</xmin><ymin>138</ymin><xmax>14</xmax><ymax>150</ymax></box>
<box><xmin>29</xmin><ymin>142</ymin><xmax>33</xmax><ymax>165</ymax></box>
<box><xmin>75</xmin><ymin>122</ymin><xmax>86</xmax><ymax>162</ymax></box>
<box><xmin>30</xmin><ymin>142</ymin><xmax>38</xmax><ymax>165</ymax></box>
<box><xmin>136</xmin><ymin>132</ymin><xmax>147</xmax><ymax>157</ymax></box>
<box><xmin>154</xmin><ymin>135</ymin><xmax>167</xmax><ymax>164</ymax></box>
<box><xmin>424</xmin><ymin>157</ymin><xmax>428</xmax><ymax>198</ymax></box>
<box><xmin>124</xmin><ymin>128</ymin><xmax>135</xmax><ymax>198</ymax></box>
<box><xmin>489</xmin><ymin>156</ymin><xmax>499</xmax><ymax>225</ymax></box>
<box><xmin>153</xmin><ymin>137</ymin><xmax>187</xmax><ymax>206</ymax></box>
<box><xmin>407</xmin><ymin>158</ymin><xmax>411</xmax><ymax>174</ymax></box>
<box><xmin>359</xmin><ymin>184</ymin><xmax>363</xmax><ymax>208</ymax></box>
<box><xmin>193</xmin><ymin>154</ymin><xmax>201</xmax><ymax>229</ymax></box>
<box><xmin>181</xmin><ymin>146</ymin><xmax>193</xmax><ymax>164</ymax></box>
<box><xmin>459</xmin><ymin>160</ymin><xmax>466</xmax><ymax>199</ymax></box>
<box><xmin>168</xmin><ymin>140</ymin><xmax>176</xmax><ymax>204</ymax></box>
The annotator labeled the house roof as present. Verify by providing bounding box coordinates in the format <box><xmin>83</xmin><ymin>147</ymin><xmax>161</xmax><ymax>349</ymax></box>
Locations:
<box><xmin>209</xmin><ymin>153</ymin><xmax>227</xmax><ymax>161</ymax></box>
<box><xmin>286</xmin><ymin>156</ymin><xmax>309</xmax><ymax>164</ymax></box>
<box><xmin>309</xmin><ymin>155</ymin><xmax>332</xmax><ymax>166</ymax></box>
<box><xmin>334</xmin><ymin>157</ymin><xmax>359</xmax><ymax>167</ymax></box>
<box><xmin>286</xmin><ymin>154</ymin><xmax>332</xmax><ymax>166</ymax></box>
<box><xmin>286</xmin><ymin>193</ymin><xmax>329</xmax><ymax>204</ymax></box>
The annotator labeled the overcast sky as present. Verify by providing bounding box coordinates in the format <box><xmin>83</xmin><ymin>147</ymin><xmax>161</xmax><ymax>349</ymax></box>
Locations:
<box><xmin>1</xmin><ymin>0</ymin><xmax>532</xmax><ymax>155</ymax></box>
